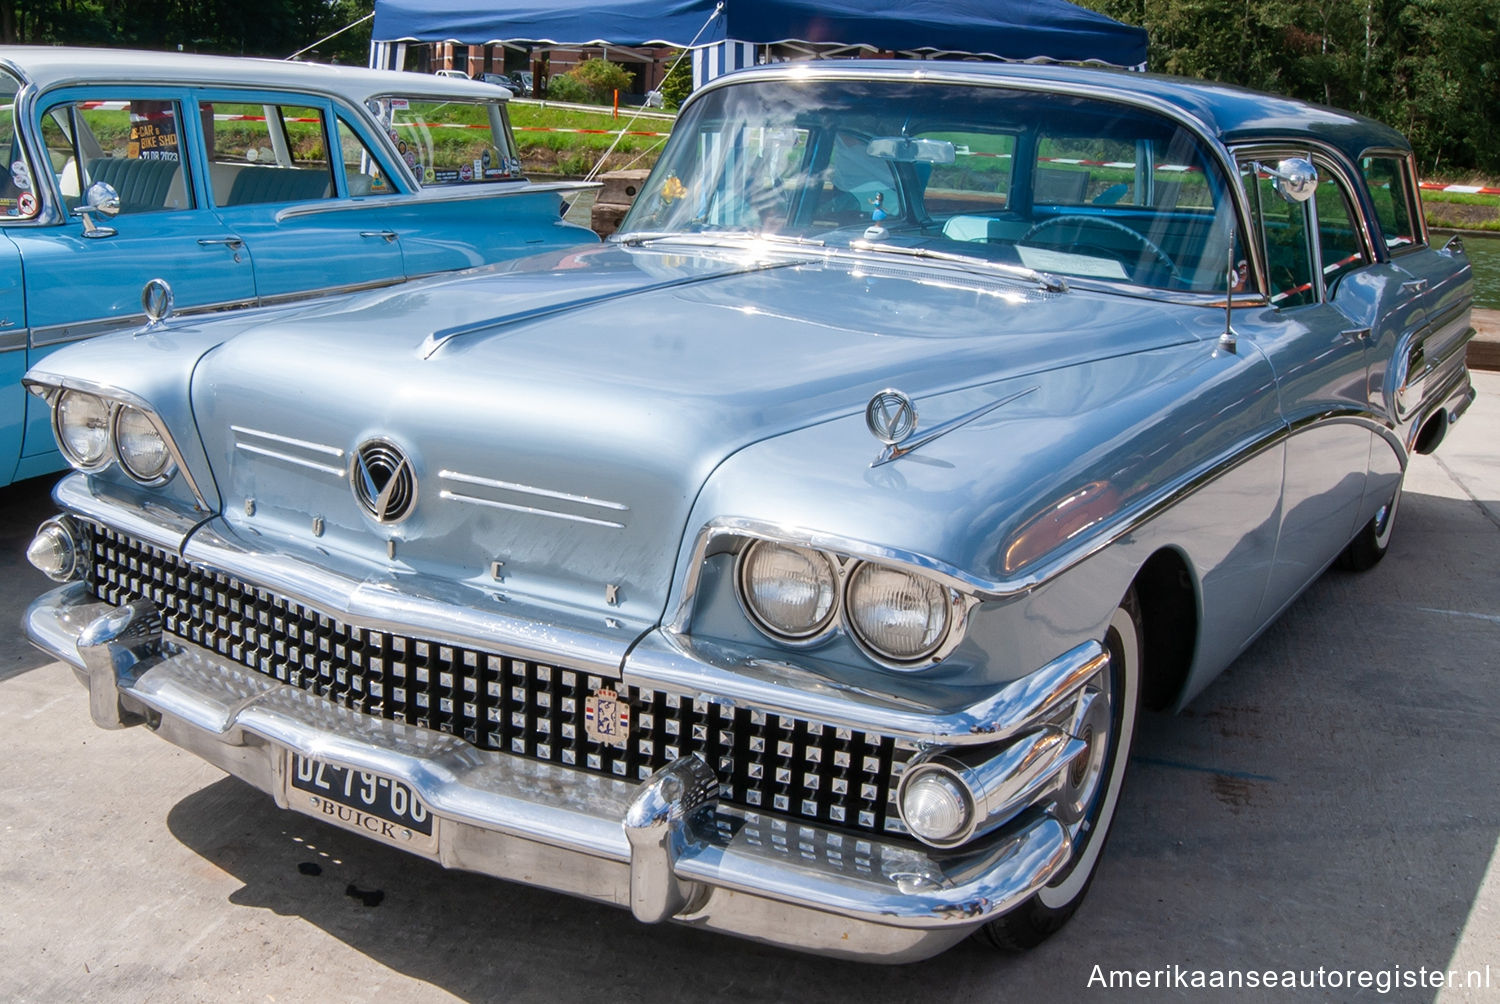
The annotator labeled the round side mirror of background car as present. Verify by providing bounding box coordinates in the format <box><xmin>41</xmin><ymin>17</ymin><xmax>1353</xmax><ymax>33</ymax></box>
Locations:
<box><xmin>73</xmin><ymin>181</ymin><xmax>121</xmax><ymax>239</ymax></box>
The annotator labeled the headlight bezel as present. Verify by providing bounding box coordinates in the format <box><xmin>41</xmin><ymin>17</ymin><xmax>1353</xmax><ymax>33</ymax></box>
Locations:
<box><xmin>728</xmin><ymin>531</ymin><xmax>968</xmax><ymax>671</ymax></box>
<box><xmin>843</xmin><ymin>559</ymin><xmax>953</xmax><ymax>666</ymax></box>
<box><xmin>32</xmin><ymin>378</ymin><xmax>183</xmax><ymax>488</ymax></box>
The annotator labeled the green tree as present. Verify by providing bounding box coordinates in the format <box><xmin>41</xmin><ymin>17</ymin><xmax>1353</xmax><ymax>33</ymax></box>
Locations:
<box><xmin>658</xmin><ymin>50</ymin><xmax>693</xmax><ymax>110</ymax></box>
<box><xmin>569</xmin><ymin>57</ymin><xmax>635</xmax><ymax>104</ymax></box>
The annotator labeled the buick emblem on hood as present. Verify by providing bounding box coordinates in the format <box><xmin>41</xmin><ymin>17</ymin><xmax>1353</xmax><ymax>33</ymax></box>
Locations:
<box><xmin>351</xmin><ymin>439</ymin><xmax>417</xmax><ymax>524</ymax></box>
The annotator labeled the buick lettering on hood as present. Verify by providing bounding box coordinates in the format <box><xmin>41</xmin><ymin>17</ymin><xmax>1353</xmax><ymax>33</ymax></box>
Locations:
<box><xmin>23</xmin><ymin>62</ymin><xmax>1475</xmax><ymax>960</ymax></box>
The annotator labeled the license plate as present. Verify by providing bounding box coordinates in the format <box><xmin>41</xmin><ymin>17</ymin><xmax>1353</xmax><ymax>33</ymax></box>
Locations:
<box><xmin>286</xmin><ymin>753</ymin><xmax>438</xmax><ymax>854</ymax></box>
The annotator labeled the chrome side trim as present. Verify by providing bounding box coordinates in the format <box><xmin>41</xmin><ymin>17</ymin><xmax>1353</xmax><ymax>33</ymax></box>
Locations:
<box><xmin>437</xmin><ymin>490</ymin><xmax>627</xmax><ymax>529</ymax></box>
<box><xmin>438</xmin><ymin>469</ymin><xmax>628</xmax><ymax>511</ymax></box>
<box><xmin>271</xmin><ymin>179</ymin><xmax>596</xmax><ymax>222</ymax></box>
<box><xmin>0</xmin><ymin>330</ymin><xmax>28</xmax><ymax>353</ymax></box>
<box><xmin>231</xmin><ymin>425</ymin><xmax>346</xmax><ymax>477</ymax></box>
<box><xmin>28</xmin><ymin>299</ymin><xmax>260</xmax><ymax>348</ymax></box>
<box><xmin>255</xmin><ymin>276</ymin><xmax>406</xmax><ymax>308</ymax></box>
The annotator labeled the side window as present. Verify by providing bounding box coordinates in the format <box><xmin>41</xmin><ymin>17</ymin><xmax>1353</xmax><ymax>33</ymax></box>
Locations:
<box><xmin>1314</xmin><ymin>171</ymin><xmax>1368</xmax><ymax>291</ymax></box>
<box><xmin>335</xmin><ymin>117</ymin><xmax>393</xmax><ymax>197</ymax></box>
<box><xmin>0</xmin><ymin>69</ymin><xmax>39</xmax><ymax>219</ymax></box>
<box><xmin>1035</xmin><ymin>134</ymin><xmax>1134</xmax><ymax>206</ymax></box>
<box><xmin>1360</xmin><ymin>155</ymin><xmax>1422</xmax><ymax>252</ymax></box>
<box><xmin>921</xmin><ymin>131</ymin><xmax>1015</xmax><ymax>218</ymax></box>
<box><xmin>40</xmin><ymin>97</ymin><xmax>193</xmax><ymax>214</ymax></box>
<box><xmin>200</xmin><ymin>100</ymin><xmax>333</xmax><ymax>207</ymax></box>
<box><xmin>1241</xmin><ymin>159</ymin><xmax>1316</xmax><ymax>308</ymax></box>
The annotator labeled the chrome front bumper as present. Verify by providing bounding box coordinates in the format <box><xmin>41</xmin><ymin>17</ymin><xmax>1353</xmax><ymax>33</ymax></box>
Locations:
<box><xmin>28</xmin><ymin>582</ymin><xmax>1083</xmax><ymax>963</ymax></box>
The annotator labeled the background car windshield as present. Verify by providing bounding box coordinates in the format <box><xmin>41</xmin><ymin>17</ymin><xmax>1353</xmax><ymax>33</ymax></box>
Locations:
<box><xmin>622</xmin><ymin>79</ymin><xmax>1239</xmax><ymax>292</ymax></box>
<box><xmin>367</xmin><ymin>96</ymin><xmax>523</xmax><ymax>186</ymax></box>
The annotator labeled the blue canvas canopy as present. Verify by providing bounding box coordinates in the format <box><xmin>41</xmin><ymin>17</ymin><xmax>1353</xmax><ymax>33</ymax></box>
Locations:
<box><xmin>372</xmin><ymin>0</ymin><xmax>1149</xmax><ymax>68</ymax></box>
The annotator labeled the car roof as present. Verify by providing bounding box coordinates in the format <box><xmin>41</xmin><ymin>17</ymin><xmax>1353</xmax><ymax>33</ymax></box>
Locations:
<box><xmin>0</xmin><ymin>45</ymin><xmax>510</xmax><ymax>104</ymax></box>
<box><xmin>704</xmin><ymin>60</ymin><xmax>1411</xmax><ymax>165</ymax></box>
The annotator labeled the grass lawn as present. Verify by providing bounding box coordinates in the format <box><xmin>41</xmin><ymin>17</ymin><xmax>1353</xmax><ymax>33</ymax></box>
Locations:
<box><xmin>509</xmin><ymin>103</ymin><xmax>671</xmax><ymax>177</ymax></box>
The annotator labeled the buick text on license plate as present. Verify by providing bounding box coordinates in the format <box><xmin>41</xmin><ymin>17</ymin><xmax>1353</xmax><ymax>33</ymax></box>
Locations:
<box><xmin>285</xmin><ymin>753</ymin><xmax>439</xmax><ymax>854</ymax></box>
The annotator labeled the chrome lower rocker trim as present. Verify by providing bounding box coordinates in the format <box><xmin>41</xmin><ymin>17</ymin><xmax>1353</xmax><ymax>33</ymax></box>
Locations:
<box><xmin>28</xmin><ymin>583</ymin><xmax>1076</xmax><ymax>963</ymax></box>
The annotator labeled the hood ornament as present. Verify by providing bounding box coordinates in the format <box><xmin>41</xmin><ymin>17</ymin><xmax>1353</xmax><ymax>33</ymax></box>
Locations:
<box><xmin>866</xmin><ymin>386</ymin><xmax>1040</xmax><ymax>467</ymax></box>
<box><xmin>866</xmin><ymin>389</ymin><xmax>918</xmax><ymax>447</ymax></box>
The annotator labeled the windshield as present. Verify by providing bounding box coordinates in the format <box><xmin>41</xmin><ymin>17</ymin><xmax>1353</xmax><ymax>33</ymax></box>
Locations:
<box><xmin>366</xmin><ymin>95</ymin><xmax>524</xmax><ymax>187</ymax></box>
<box><xmin>620</xmin><ymin>77</ymin><xmax>1240</xmax><ymax>292</ymax></box>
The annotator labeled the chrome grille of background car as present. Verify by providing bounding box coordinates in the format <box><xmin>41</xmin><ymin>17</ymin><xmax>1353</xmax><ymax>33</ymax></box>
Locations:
<box><xmin>83</xmin><ymin>524</ymin><xmax>913</xmax><ymax>837</ymax></box>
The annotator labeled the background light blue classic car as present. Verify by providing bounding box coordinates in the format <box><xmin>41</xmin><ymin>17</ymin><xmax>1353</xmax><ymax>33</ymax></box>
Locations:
<box><xmin>0</xmin><ymin>46</ymin><xmax>595</xmax><ymax>485</ymax></box>
<box><xmin>23</xmin><ymin>61</ymin><xmax>1474</xmax><ymax>961</ymax></box>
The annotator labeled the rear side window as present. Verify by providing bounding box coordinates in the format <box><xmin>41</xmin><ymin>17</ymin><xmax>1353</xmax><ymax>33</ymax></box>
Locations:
<box><xmin>0</xmin><ymin>69</ymin><xmax>39</xmax><ymax>219</ymax></box>
<box><xmin>200</xmin><ymin>101</ymin><xmax>334</xmax><ymax>207</ymax></box>
<box><xmin>1360</xmin><ymin>155</ymin><xmax>1422</xmax><ymax>252</ymax></box>
<box><xmin>366</xmin><ymin>96</ymin><xmax>523</xmax><ymax>188</ymax></box>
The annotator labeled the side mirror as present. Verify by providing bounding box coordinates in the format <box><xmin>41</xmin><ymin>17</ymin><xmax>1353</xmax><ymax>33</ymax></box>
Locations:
<box><xmin>1257</xmin><ymin>158</ymin><xmax>1318</xmax><ymax>204</ymax></box>
<box><xmin>74</xmin><ymin>181</ymin><xmax>120</xmax><ymax>239</ymax></box>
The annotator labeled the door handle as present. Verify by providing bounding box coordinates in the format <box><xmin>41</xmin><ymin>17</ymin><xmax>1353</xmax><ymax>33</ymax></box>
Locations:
<box><xmin>197</xmin><ymin>237</ymin><xmax>245</xmax><ymax>250</ymax></box>
<box><xmin>1339</xmin><ymin>327</ymin><xmax>1371</xmax><ymax>344</ymax></box>
<box><xmin>1400</xmin><ymin>278</ymin><xmax>1428</xmax><ymax>295</ymax></box>
<box><xmin>360</xmin><ymin>230</ymin><xmax>398</xmax><ymax>243</ymax></box>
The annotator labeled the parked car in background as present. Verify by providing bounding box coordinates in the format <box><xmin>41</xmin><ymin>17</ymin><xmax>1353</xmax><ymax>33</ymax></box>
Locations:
<box><xmin>0</xmin><ymin>46</ymin><xmax>595</xmax><ymax>485</ymax></box>
<box><xmin>481</xmin><ymin>72</ymin><xmax>524</xmax><ymax>96</ymax></box>
<box><xmin>23</xmin><ymin>61</ymin><xmax>1474</xmax><ymax>961</ymax></box>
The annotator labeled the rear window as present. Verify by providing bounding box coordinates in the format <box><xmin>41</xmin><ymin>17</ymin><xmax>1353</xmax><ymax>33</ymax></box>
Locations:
<box><xmin>1360</xmin><ymin>155</ymin><xmax>1422</xmax><ymax>252</ymax></box>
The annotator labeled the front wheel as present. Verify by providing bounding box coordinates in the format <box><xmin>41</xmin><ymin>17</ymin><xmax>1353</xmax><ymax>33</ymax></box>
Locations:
<box><xmin>981</xmin><ymin>590</ymin><xmax>1142</xmax><ymax>950</ymax></box>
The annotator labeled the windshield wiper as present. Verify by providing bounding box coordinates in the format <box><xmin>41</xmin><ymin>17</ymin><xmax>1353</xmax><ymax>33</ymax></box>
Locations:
<box><xmin>845</xmin><ymin>239</ymin><xmax>1068</xmax><ymax>293</ymax></box>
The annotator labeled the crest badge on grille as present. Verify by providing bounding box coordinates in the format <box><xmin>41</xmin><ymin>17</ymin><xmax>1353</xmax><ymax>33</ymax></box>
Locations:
<box><xmin>584</xmin><ymin>687</ymin><xmax>630</xmax><ymax>748</ymax></box>
<box><xmin>351</xmin><ymin>439</ymin><xmax>417</xmax><ymax>524</ymax></box>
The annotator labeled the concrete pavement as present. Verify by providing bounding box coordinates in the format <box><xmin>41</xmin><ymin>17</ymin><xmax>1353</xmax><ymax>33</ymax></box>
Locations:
<box><xmin>2</xmin><ymin>375</ymin><xmax>1498</xmax><ymax>1002</ymax></box>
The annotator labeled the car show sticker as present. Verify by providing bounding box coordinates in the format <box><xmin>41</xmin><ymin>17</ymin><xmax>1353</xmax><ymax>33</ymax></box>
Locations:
<box><xmin>10</xmin><ymin>160</ymin><xmax>29</xmax><ymax>190</ymax></box>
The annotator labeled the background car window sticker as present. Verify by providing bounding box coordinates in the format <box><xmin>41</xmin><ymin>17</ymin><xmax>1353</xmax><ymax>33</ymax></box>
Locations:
<box><xmin>0</xmin><ymin>71</ymin><xmax>38</xmax><ymax>218</ymax></box>
<box><xmin>128</xmin><ymin>101</ymin><xmax>180</xmax><ymax>162</ymax></box>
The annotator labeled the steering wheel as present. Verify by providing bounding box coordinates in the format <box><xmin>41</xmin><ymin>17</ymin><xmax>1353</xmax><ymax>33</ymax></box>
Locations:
<box><xmin>1021</xmin><ymin>215</ymin><xmax>1180</xmax><ymax>281</ymax></box>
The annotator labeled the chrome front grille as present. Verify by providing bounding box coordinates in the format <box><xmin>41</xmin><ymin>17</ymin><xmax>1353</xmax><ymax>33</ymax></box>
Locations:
<box><xmin>83</xmin><ymin>524</ymin><xmax>913</xmax><ymax>837</ymax></box>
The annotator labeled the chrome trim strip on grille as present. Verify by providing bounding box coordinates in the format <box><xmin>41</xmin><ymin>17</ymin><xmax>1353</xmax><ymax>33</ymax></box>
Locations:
<box><xmin>232</xmin><ymin>425</ymin><xmax>346</xmax><ymax>477</ymax></box>
<box><xmin>438</xmin><ymin>469</ymin><xmax>629</xmax><ymax>511</ymax></box>
<box><xmin>438</xmin><ymin>490</ymin><xmax>628</xmax><ymax>529</ymax></box>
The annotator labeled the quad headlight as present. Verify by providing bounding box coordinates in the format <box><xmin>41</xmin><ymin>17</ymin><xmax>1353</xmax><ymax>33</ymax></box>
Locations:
<box><xmin>54</xmin><ymin>390</ymin><xmax>112</xmax><ymax>470</ymax></box>
<box><xmin>732</xmin><ymin>537</ymin><xmax>959</xmax><ymax>668</ymax></box>
<box><xmin>113</xmin><ymin>405</ymin><xmax>173</xmax><ymax>483</ymax></box>
<box><xmin>845</xmin><ymin>562</ymin><xmax>950</xmax><ymax>664</ymax></box>
<box><xmin>46</xmin><ymin>387</ymin><xmax>177</xmax><ymax>485</ymax></box>
<box><xmin>736</xmin><ymin>540</ymin><xmax>839</xmax><ymax>640</ymax></box>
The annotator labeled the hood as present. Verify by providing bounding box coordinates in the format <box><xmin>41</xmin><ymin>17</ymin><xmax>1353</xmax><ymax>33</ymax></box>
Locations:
<box><xmin>190</xmin><ymin>243</ymin><xmax>1200</xmax><ymax>622</ymax></box>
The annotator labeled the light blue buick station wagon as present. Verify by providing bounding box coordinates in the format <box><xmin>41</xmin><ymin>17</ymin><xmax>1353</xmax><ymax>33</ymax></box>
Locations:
<box><xmin>0</xmin><ymin>46</ymin><xmax>595</xmax><ymax>484</ymax></box>
<box><xmin>23</xmin><ymin>61</ymin><xmax>1475</xmax><ymax>960</ymax></box>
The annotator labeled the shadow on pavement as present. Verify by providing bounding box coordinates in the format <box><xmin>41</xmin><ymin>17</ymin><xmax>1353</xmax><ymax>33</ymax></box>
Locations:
<box><xmin>0</xmin><ymin>474</ymin><xmax>65</xmax><ymax>681</ymax></box>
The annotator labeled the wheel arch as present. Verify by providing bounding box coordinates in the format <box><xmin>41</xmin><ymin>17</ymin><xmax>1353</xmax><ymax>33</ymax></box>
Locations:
<box><xmin>1131</xmin><ymin>546</ymin><xmax>1198</xmax><ymax>712</ymax></box>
